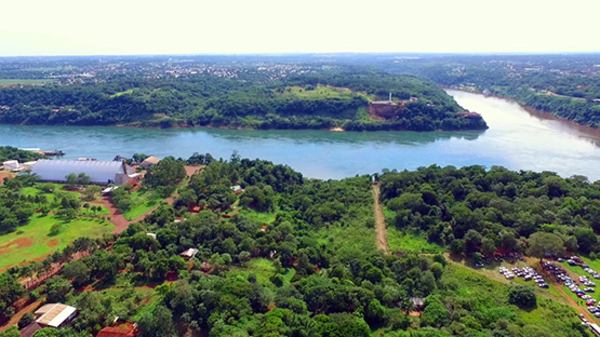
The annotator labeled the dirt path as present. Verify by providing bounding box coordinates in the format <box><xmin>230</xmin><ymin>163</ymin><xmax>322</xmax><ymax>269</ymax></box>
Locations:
<box><xmin>372</xmin><ymin>183</ymin><xmax>389</xmax><ymax>253</ymax></box>
<box><xmin>554</xmin><ymin>284</ymin><xmax>595</xmax><ymax>322</ymax></box>
<box><xmin>103</xmin><ymin>166</ymin><xmax>200</xmax><ymax>233</ymax></box>
<box><xmin>0</xmin><ymin>299</ymin><xmax>43</xmax><ymax>333</ymax></box>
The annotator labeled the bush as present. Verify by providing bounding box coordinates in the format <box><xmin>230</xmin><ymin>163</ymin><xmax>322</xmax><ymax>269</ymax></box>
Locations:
<box><xmin>18</xmin><ymin>312</ymin><xmax>34</xmax><ymax>329</ymax></box>
<box><xmin>508</xmin><ymin>285</ymin><xmax>537</xmax><ymax>309</ymax></box>
<box><xmin>49</xmin><ymin>223</ymin><xmax>61</xmax><ymax>236</ymax></box>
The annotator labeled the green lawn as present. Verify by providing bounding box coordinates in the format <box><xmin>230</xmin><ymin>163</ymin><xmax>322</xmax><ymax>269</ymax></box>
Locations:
<box><xmin>239</xmin><ymin>209</ymin><xmax>277</xmax><ymax>224</ymax></box>
<box><xmin>387</xmin><ymin>228</ymin><xmax>442</xmax><ymax>254</ymax></box>
<box><xmin>109</xmin><ymin>89</ymin><xmax>134</xmax><ymax>98</ymax></box>
<box><xmin>123</xmin><ymin>190</ymin><xmax>164</xmax><ymax>220</ymax></box>
<box><xmin>278</xmin><ymin>85</ymin><xmax>375</xmax><ymax>101</ymax></box>
<box><xmin>229</xmin><ymin>258</ymin><xmax>277</xmax><ymax>284</ymax></box>
<box><xmin>0</xmin><ymin>79</ymin><xmax>53</xmax><ymax>85</ymax></box>
<box><xmin>0</xmin><ymin>214</ymin><xmax>114</xmax><ymax>270</ymax></box>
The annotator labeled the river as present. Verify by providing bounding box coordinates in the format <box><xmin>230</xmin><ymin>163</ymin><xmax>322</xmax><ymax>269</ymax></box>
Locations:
<box><xmin>2</xmin><ymin>89</ymin><xmax>600</xmax><ymax>180</ymax></box>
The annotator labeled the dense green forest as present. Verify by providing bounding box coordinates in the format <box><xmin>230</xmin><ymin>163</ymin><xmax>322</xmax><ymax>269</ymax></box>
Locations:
<box><xmin>379</xmin><ymin>165</ymin><xmax>600</xmax><ymax>259</ymax></box>
<box><xmin>0</xmin><ymin>146</ymin><xmax>45</xmax><ymax>163</ymax></box>
<box><xmin>0</xmin><ymin>66</ymin><xmax>487</xmax><ymax>131</ymax></box>
<box><xmin>0</xmin><ymin>154</ymin><xmax>595</xmax><ymax>337</ymax></box>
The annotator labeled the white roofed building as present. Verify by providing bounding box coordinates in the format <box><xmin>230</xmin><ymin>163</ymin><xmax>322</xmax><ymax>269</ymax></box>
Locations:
<box><xmin>34</xmin><ymin>303</ymin><xmax>77</xmax><ymax>328</ymax></box>
<box><xmin>32</xmin><ymin>160</ymin><xmax>136</xmax><ymax>185</ymax></box>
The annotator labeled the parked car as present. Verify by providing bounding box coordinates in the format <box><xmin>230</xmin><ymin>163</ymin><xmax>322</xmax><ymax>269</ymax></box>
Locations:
<box><xmin>538</xmin><ymin>283</ymin><xmax>549</xmax><ymax>288</ymax></box>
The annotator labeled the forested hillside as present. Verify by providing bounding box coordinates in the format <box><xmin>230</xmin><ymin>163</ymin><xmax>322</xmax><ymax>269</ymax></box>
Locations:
<box><xmin>0</xmin><ymin>154</ymin><xmax>593</xmax><ymax>337</ymax></box>
<box><xmin>0</xmin><ymin>64</ymin><xmax>486</xmax><ymax>131</ymax></box>
<box><xmin>373</xmin><ymin>54</ymin><xmax>600</xmax><ymax>128</ymax></box>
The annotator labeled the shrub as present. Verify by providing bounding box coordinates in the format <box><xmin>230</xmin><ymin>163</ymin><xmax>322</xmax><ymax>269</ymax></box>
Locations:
<box><xmin>508</xmin><ymin>285</ymin><xmax>537</xmax><ymax>309</ymax></box>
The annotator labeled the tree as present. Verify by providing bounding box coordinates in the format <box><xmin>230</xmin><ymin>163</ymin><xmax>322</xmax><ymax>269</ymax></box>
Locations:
<box><xmin>138</xmin><ymin>305</ymin><xmax>175</xmax><ymax>337</ymax></box>
<box><xmin>144</xmin><ymin>156</ymin><xmax>186</xmax><ymax>188</ymax></box>
<box><xmin>82</xmin><ymin>185</ymin><xmax>101</xmax><ymax>201</ymax></box>
<box><xmin>0</xmin><ymin>326</ymin><xmax>21</xmax><ymax>337</ymax></box>
<box><xmin>45</xmin><ymin>276</ymin><xmax>73</xmax><ymax>303</ymax></box>
<box><xmin>464</xmin><ymin>229</ymin><xmax>482</xmax><ymax>255</ymax></box>
<box><xmin>18</xmin><ymin>312</ymin><xmax>34</xmax><ymax>328</ymax></box>
<box><xmin>77</xmin><ymin>173</ymin><xmax>91</xmax><ymax>186</ymax></box>
<box><xmin>63</xmin><ymin>260</ymin><xmax>91</xmax><ymax>288</ymax></box>
<box><xmin>526</xmin><ymin>232</ymin><xmax>565</xmax><ymax>261</ymax></box>
<box><xmin>481</xmin><ymin>237</ymin><xmax>497</xmax><ymax>255</ymax></box>
<box><xmin>508</xmin><ymin>285</ymin><xmax>537</xmax><ymax>309</ymax></box>
<box><xmin>65</xmin><ymin>173</ymin><xmax>78</xmax><ymax>187</ymax></box>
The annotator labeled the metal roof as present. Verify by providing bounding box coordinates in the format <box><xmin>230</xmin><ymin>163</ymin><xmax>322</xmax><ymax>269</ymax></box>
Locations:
<box><xmin>31</xmin><ymin>160</ymin><xmax>130</xmax><ymax>185</ymax></box>
<box><xmin>35</xmin><ymin>303</ymin><xmax>77</xmax><ymax>327</ymax></box>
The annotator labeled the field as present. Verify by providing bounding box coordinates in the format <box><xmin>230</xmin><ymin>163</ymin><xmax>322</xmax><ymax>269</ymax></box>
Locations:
<box><xmin>69</xmin><ymin>287</ymin><xmax>159</xmax><ymax>322</ymax></box>
<box><xmin>278</xmin><ymin>85</ymin><xmax>374</xmax><ymax>101</ymax></box>
<box><xmin>228</xmin><ymin>258</ymin><xmax>295</xmax><ymax>287</ymax></box>
<box><xmin>0</xmin><ymin>214</ymin><xmax>114</xmax><ymax>270</ymax></box>
<box><xmin>0</xmin><ymin>79</ymin><xmax>53</xmax><ymax>85</ymax></box>
<box><xmin>109</xmin><ymin>89</ymin><xmax>134</xmax><ymax>98</ymax></box>
<box><xmin>441</xmin><ymin>264</ymin><xmax>583</xmax><ymax>336</ymax></box>
<box><xmin>387</xmin><ymin>228</ymin><xmax>442</xmax><ymax>253</ymax></box>
<box><xmin>123</xmin><ymin>190</ymin><xmax>164</xmax><ymax>220</ymax></box>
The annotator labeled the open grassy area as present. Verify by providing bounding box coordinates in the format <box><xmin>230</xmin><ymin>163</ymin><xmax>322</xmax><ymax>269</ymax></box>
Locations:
<box><xmin>0</xmin><ymin>79</ymin><xmax>53</xmax><ymax>85</ymax></box>
<box><xmin>0</xmin><ymin>214</ymin><xmax>114</xmax><ymax>270</ymax></box>
<box><xmin>277</xmin><ymin>85</ymin><xmax>375</xmax><ymax>101</ymax></box>
<box><xmin>109</xmin><ymin>89</ymin><xmax>134</xmax><ymax>98</ymax></box>
<box><xmin>123</xmin><ymin>190</ymin><xmax>164</xmax><ymax>220</ymax></box>
<box><xmin>238</xmin><ymin>209</ymin><xmax>277</xmax><ymax>225</ymax></box>
<box><xmin>387</xmin><ymin>228</ymin><xmax>442</xmax><ymax>253</ymax></box>
<box><xmin>442</xmin><ymin>264</ymin><xmax>583</xmax><ymax>336</ymax></box>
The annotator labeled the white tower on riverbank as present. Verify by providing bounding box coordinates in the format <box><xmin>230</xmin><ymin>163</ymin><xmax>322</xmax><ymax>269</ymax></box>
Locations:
<box><xmin>389</xmin><ymin>93</ymin><xmax>392</xmax><ymax>102</ymax></box>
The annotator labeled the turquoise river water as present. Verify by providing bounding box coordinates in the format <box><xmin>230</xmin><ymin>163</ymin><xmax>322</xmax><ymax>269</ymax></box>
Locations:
<box><xmin>2</xmin><ymin>89</ymin><xmax>600</xmax><ymax>180</ymax></box>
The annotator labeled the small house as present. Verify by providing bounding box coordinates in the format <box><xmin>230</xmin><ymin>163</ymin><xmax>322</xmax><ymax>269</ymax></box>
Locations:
<box><xmin>180</xmin><ymin>248</ymin><xmax>199</xmax><ymax>259</ymax></box>
<box><xmin>231</xmin><ymin>185</ymin><xmax>243</xmax><ymax>194</ymax></box>
<box><xmin>139</xmin><ymin>156</ymin><xmax>161</xmax><ymax>169</ymax></box>
<box><xmin>146</xmin><ymin>233</ymin><xmax>157</xmax><ymax>240</ymax></box>
<box><xmin>411</xmin><ymin>297</ymin><xmax>425</xmax><ymax>311</ymax></box>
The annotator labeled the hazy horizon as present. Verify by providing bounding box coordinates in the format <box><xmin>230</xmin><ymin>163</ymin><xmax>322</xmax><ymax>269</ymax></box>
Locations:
<box><xmin>2</xmin><ymin>0</ymin><xmax>600</xmax><ymax>57</ymax></box>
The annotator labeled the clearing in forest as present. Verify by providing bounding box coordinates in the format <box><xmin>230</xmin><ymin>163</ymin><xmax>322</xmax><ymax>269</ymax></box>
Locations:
<box><xmin>372</xmin><ymin>183</ymin><xmax>389</xmax><ymax>253</ymax></box>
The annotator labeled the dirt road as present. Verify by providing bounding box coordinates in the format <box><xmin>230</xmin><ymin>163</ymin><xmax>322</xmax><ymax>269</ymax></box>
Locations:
<box><xmin>554</xmin><ymin>285</ymin><xmax>595</xmax><ymax>322</ymax></box>
<box><xmin>372</xmin><ymin>183</ymin><xmax>389</xmax><ymax>253</ymax></box>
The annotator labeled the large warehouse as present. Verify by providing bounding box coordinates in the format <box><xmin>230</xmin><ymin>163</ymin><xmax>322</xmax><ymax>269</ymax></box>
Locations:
<box><xmin>31</xmin><ymin>160</ymin><xmax>137</xmax><ymax>185</ymax></box>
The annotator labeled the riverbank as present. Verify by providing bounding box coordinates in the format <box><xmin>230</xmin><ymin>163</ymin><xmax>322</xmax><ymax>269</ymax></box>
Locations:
<box><xmin>443</xmin><ymin>86</ymin><xmax>600</xmax><ymax>135</ymax></box>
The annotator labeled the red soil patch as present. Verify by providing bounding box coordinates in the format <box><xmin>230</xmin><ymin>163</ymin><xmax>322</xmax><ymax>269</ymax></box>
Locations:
<box><xmin>143</xmin><ymin>297</ymin><xmax>151</xmax><ymax>304</ymax></box>
<box><xmin>0</xmin><ymin>172</ymin><xmax>13</xmax><ymax>184</ymax></box>
<box><xmin>46</xmin><ymin>239</ymin><xmax>59</xmax><ymax>248</ymax></box>
<box><xmin>0</xmin><ymin>237</ymin><xmax>34</xmax><ymax>255</ymax></box>
<box><xmin>0</xmin><ymin>299</ymin><xmax>43</xmax><ymax>333</ymax></box>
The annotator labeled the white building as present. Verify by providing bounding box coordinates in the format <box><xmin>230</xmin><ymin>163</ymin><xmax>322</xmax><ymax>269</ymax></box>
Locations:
<box><xmin>31</xmin><ymin>160</ymin><xmax>137</xmax><ymax>185</ymax></box>
<box><xmin>2</xmin><ymin>160</ymin><xmax>20</xmax><ymax>171</ymax></box>
<box><xmin>34</xmin><ymin>303</ymin><xmax>77</xmax><ymax>328</ymax></box>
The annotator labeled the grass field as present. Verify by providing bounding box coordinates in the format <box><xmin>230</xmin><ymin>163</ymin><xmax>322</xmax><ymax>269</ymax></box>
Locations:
<box><xmin>0</xmin><ymin>79</ymin><xmax>53</xmax><ymax>85</ymax></box>
<box><xmin>278</xmin><ymin>85</ymin><xmax>375</xmax><ymax>101</ymax></box>
<box><xmin>123</xmin><ymin>190</ymin><xmax>164</xmax><ymax>220</ymax></box>
<box><xmin>0</xmin><ymin>214</ymin><xmax>114</xmax><ymax>270</ymax></box>
<box><xmin>109</xmin><ymin>89</ymin><xmax>134</xmax><ymax>98</ymax></box>
<box><xmin>239</xmin><ymin>209</ymin><xmax>277</xmax><ymax>225</ymax></box>
<box><xmin>442</xmin><ymin>264</ymin><xmax>583</xmax><ymax>336</ymax></box>
<box><xmin>387</xmin><ymin>228</ymin><xmax>442</xmax><ymax>253</ymax></box>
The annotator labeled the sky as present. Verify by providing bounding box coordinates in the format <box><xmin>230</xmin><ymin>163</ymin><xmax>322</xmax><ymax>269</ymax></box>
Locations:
<box><xmin>2</xmin><ymin>0</ymin><xmax>600</xmax><ymax>56</ymax></box>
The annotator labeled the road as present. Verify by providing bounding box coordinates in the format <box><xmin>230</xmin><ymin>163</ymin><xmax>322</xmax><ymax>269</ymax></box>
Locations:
<box><xmin>372</xmin><ymin>183</ymin><xmax>389</xmax><ymax>253</ymax></box>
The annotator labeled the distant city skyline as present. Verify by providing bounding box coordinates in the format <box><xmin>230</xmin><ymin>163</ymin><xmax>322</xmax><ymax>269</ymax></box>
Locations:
<box><xmin>2</xmin><ymin>0</ymin><xmax>600</xmax><ymax>57</ymax></box>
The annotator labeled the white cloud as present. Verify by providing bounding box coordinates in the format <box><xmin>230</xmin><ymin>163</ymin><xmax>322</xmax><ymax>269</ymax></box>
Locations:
<box><xmin>1</xmin><ymin>0</ymin><xmax>599</xmax><ymax>56</ymax></box>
